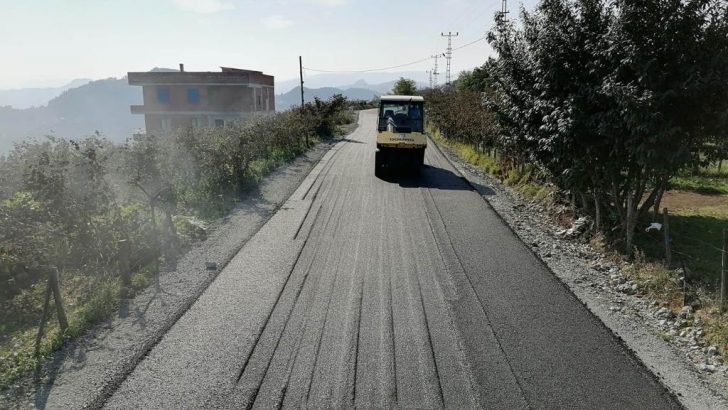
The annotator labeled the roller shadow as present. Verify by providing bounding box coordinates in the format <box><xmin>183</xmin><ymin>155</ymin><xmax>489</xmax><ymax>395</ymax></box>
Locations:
<box><xmin>378</xmin><ymin>164</ymin><xmax>481</xmax><ymax>192</ymax></box>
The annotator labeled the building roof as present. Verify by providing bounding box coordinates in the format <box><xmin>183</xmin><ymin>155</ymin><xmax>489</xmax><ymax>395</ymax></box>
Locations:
<box><xmin>380</xmin><ymin>95</ymin><xmax>425</xmax><ymax>102</ymax></box>
<box><xmin>128</xmin><ymin>67</ymin><xmax>273</xmax><ymax>86</ymax></box>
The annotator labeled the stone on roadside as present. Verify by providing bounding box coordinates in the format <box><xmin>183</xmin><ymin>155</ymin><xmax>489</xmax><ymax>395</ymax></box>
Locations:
<box><xmin>617</xmin><ymin>283</ymin><xmax>636</xmax><ymax>295</ymax></box>
<box><xmin>654</xmin><ymin>307</ymin><xmax>673</xmax><ymax>319</ymax></box>
<box><xmin>679</xmin><ymin>306</ymin><xmax>693</xmax><ymax>319</ymax></box>
<box><xmin>699</xmin><ymin>364</ymin><xmax>717</xmax><ymax>373</ymax></box>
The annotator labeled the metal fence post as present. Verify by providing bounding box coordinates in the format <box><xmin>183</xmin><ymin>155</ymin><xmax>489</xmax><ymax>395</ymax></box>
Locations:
<box><xmin>722</xmin><ymin>228</ymin><xmax>728</xmax><ymax>311</ymax></box>
<box><xmin>663</xmin><ymin>208</ymin><xmax>671</xmax><ymax>267</ymax></box>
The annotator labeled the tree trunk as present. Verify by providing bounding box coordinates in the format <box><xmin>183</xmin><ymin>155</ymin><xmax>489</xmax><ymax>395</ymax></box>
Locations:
<box><xmin>611</xmin><ymin>178</ymin><xmax>626</xmax><ymax>231</ymax></box>
<box><xmin>164</xmin><ymin>208</ymin><xmax>178</xmax><ymax>268</ymax></box>
<box><xmin>593</xmin><ymin>192</ymin><xmax>602</xmax><ymax>232</ymax></box>
<box><xmin>652</xmin><ymin>181</ymin><xmax>666</xmax><ymax>222</ymax></box>
<box><xmin>578</xmin><ymin>191</ymin><xmax>591</xmax><ymax>214</ymax></box>
<box><xmin>625</xmin><ymin>192</ymin><xmax>637</xmax><ymax>258</ymax></box>
<box><xmin>34</xmin><ymin>280</ymin><xmax>52</xmax><ymax>358</ymax></box>
<box><xmin>119</xmin><ymin>239</ymin><xmax>131</xmax><ymax>298</ymax></box>
<box><xmin>49</xmin><ymin>267</ymin><xmax>68</xmax><ymax>332</ymax></box>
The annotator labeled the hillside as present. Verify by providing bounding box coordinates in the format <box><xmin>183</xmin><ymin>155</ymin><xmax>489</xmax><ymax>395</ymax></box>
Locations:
<box><xmin>0</xmin><ymin>78</ymin><xmax>143</xmax><ymax>153</ymax></box>
<box><xmin>0</xmin><ymin>79</ymin><xmax>91</xmax><ymax>109</ymax></box>
<box><xmin>276</xmin><ymin>71</ymin><xmax>430</xmax><ymax>93</ymax></box>
<box><xmin>276</xmin><ymin>86</ymin><xmax>379</xmax><ymax>110</ymax></box>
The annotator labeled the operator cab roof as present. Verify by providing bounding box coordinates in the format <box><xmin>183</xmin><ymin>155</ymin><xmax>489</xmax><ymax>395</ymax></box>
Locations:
<box><xmin>380</xmin><ymin>95</ymin><xmax>424</xmax><ymax>102</ymax></box>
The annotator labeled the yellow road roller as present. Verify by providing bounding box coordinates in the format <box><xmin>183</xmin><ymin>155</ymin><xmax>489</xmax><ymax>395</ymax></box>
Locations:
<box><xmin>375</xmin><ymin>95</ymin><xmax>426</xmax><ymax>176</ymax></box>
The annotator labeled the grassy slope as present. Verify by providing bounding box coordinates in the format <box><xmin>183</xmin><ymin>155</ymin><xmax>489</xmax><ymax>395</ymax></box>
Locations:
<box><xmin>429</xmin><ymin>128</ymin><xmax>555</xmax><ymax>203</ymax></box>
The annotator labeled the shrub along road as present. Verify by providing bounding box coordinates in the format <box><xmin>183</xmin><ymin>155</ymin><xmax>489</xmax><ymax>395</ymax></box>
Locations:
<box><xmin>103</xmin><ymin>111</ymin><xmax>679</xmax><ymax>408</ymax></box>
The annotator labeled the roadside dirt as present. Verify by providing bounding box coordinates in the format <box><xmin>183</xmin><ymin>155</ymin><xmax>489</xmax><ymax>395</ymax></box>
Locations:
<box><xmin>434</xmin><ymin>141</ymin><xmax>728</xmax><ymax>410</ymax></box>
<box><xmin>662</xmin><ymin>190</ymin><xmax>728</xmax><ymax>212</ymax></box>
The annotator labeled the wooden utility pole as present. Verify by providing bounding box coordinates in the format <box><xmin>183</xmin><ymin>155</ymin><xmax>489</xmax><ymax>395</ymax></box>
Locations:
<box><xmin>299</xmin><ymin>56</ymin><xmax>308</xmax><ymax>147</ymax></box>
<box><xmin>299</xmin><ymin>56</ymin><xmax>305</xmax><ymax>108</ymax></box>
<box><xmin>663</xmin><ymin>208</ymin><xmax>672</xmax><ymax>267</ymax></box>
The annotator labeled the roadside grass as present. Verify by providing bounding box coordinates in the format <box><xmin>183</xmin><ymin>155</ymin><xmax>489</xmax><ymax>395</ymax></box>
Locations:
<box><xmin>429</xmin><ymin>128</ymin><xmax>554</xmax><ymax>203</ymax></box>
<box><xmin>0</xmin><ymin>271</ymin><xmax>135</xmax><ymax>390</ymax></box>
<box><xmin>703</xmin><ymin>308</ymin><xmax>728</xmax><ymax>358</ymax></box>
<box><xmin>624</xmin><ymin>252</ymin><xmax>684</xmax><ymax>309</ymax></box>
<box><xmin>670</xmin><ymin>164</ymin><xmax>728</xmax><ymax>195</ymax></box>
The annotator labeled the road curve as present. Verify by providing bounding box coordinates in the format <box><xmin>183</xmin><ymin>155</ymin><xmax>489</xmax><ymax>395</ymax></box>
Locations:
<box><xmin>104</xmin><ymin>110</ymin><xmax>680</xmax><ymax>409</ymax></box>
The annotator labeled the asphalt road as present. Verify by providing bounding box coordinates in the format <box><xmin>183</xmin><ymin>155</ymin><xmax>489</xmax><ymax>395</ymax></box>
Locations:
<box><xmin>104</xmin><ymin>111</ymin><xmax>680</xmax><ymax>409</ymax></box>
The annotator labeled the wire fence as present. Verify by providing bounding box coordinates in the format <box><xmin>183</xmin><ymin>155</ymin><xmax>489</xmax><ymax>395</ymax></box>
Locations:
<box><xmin>633</xmin><ymin>209</ymin><xmax>726</xmax><ymax>307</ymax></box>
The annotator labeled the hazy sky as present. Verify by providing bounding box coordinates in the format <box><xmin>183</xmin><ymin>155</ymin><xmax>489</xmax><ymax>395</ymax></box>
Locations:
<box><xmin>0</xmin><ymin>0</ymin><xmax>535</xmax><ymax>89</ymax></box>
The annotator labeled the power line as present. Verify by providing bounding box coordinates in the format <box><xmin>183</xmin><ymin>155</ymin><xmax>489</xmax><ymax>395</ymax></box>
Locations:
<box><xmin>303</xmin><ymin>56</ymin><xmax>433</xmax><ymax>74</ymax></box>
<box><xmin>453</xmin><ymin>36</ymin><xmax>486</xmax><ymax>51</ymax></box>
<box><xmin>302</xmin><ymin>36</ymin><xmax>486</xmax><ymax>75</ymax></box>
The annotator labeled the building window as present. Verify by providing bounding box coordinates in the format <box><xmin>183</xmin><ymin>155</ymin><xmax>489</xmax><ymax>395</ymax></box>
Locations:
<box><xmin>157</xmin><ymin>87</ymin><xmax>171</xmax><ymax>104</ymax></box>
<box><xmin>215</xmin><ymin>119</ymin><xmax>224</xmax><ymax>128</ymax></box>
<box><xmin>161</xmin><ymin>118</ymin><xmax>172</xmax><ymax>131</ymax></box>
<box><xmin>193</xmin><ymin>117</ymin><xmax>206</xmax><ymax>127</ymax></box>
<box><xmin>187</xmin><ymin>88</ymin><xmax>201</xmax><ymax>104</ymax></box>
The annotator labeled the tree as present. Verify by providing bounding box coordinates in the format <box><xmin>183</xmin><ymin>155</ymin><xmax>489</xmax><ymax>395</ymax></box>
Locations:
<box><xmin>487</xmin><ymin>0</ymin><xmax>728</xmax><ymax>254</ymax></box>
<box><xmin>391</xmin><ymin>77</ymin><xmax>417</xmax><ymax>95</ymax></box>
<box><xmin>456</xmin><ymin>60</ymin><xmax>496</xmax><ymax>93</ymax></box>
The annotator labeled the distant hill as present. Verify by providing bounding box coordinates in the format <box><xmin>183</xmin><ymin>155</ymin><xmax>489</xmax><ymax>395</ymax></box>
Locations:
<box><xmin>276</xmin><ymin>86</ymin><xmax>380</xmax><ymax>110</ymax></box>
<box><xmin>0</xmin><ymin>78</ymin><xmax>143</xmax><ymax>153</ymax></box>
<box><xmin>276</xmin><ymin>71</ymin><xmax>430</xmax><ymax>94</ymax></box>
<box><xmin>0</xmin><ymin>78</ymin><xmax>92</xmax><ymax>109</ymax></box>
<box><xmin>339</xmin><ymin>79</ymin><xmax>429</xmax><ymax>95</ymax></box>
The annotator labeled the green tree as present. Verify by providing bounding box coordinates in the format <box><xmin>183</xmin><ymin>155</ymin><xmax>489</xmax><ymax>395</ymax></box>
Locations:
<box><xmin>487</xmin><ymin>0</ymin><xmax>728</xmax><ymax>252</ymax></box>
<box><xmin>391</xmin><ymin>77</ymin><xmax>417</xmax><ymax>95</ymax></box>
<box><xmin>456</xmin><ymin>60</ymin><xmax>496</xmax><ymax>93</ymax></box>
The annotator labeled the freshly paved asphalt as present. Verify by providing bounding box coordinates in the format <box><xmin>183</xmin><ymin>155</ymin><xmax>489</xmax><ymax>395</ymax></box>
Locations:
<box><xmin>104</xmin><ymin>111</ymin><xmax>680</xmax><ymax>409</ymax></box>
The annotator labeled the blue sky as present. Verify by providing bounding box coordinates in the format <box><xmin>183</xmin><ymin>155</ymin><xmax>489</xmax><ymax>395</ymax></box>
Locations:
<box><xmin>0</xmin><ymin>0</ymin><xmax>536</xmax><ymax>89</ymax></box>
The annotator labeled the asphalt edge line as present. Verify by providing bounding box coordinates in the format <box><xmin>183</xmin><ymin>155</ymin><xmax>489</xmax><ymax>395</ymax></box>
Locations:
<box><xmin>427</xmin><ymin>135</ymin><xmax>684</xmax><ymax>408</ymax></box>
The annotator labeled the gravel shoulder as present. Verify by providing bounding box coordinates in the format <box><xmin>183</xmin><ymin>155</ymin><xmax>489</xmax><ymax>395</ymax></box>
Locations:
<box><xmin>1</xmin><ymin>133</ymin><xmax>344</xmax><ymax>410</ymax></box>
<box><xmin>433</xmin><ymin>139</ymin><xmax>728</xmax><ymax>410</ymax></box>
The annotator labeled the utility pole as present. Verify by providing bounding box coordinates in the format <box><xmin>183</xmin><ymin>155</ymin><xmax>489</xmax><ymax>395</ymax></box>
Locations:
<box><xmin>431</xmin><ymin>54</ymin><xmax>440</xmax><ymax>88</ymax></box>
<box><xmin>299</xmin><ymin>56</ymin><xmax>308</xmax><ymax>146</ymax></box>
<box><xmin>498</xmin><ymin>0</ymin><xmax>509</xmax><ymax>21</ymax></box>
<box><xmin>426</xmin><ymin>70</ymin><xmax>433</xmax><ymax>89</ymax></box>
<box><xmin>441</xmin><ymin>32</ymin><xmax>459</xmax><ymax>87</ymax></box>
<box><xmin>299</xmin><ymin>56</ymin><xmax>304</xmax><ymax>108</ymax></box>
